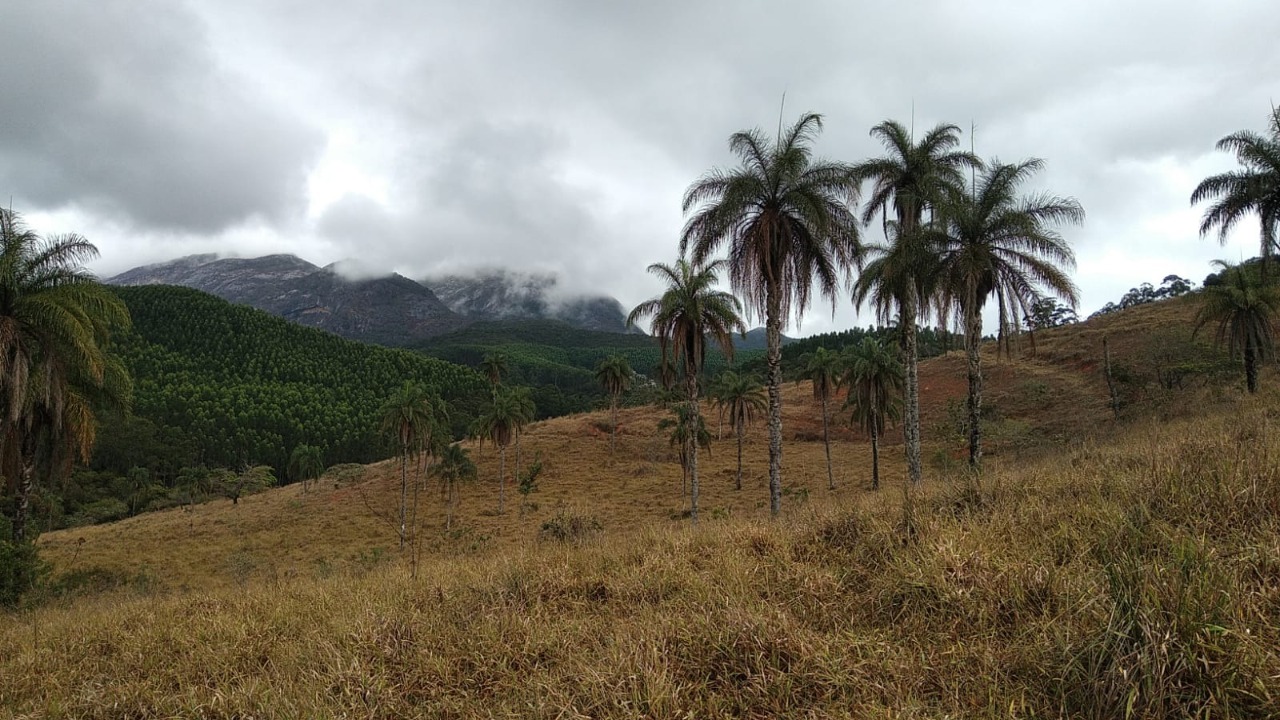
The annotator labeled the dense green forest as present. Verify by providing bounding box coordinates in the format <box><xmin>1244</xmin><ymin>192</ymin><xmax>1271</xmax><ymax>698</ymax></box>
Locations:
<box><xmin>413</xmin><ymin>319</ymin><xmax>764</xmax><ymax>415</ymax></box>
<box><xmin>37</xmin><ymin>286</ymin><xmax>489</xmax><ymax>531</ymax></box>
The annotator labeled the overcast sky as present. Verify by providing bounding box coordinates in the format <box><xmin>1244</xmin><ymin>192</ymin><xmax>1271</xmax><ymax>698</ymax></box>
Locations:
<box><xmin>2</xmin><ymin>0</ymin><xmax>1278</xmax><ymax>336</ymax></box>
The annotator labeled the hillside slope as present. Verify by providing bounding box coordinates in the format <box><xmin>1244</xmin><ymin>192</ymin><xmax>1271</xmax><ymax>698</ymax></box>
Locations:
<box><xmin>40</xmin><ymin>294</ymin><xmax>1240</xmax><ymax>588</ymax></box>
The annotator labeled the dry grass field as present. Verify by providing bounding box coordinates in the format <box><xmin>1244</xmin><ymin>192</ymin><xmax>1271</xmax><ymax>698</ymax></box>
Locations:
<box><xmin>3</xmin><ymin>296</ymin><xmax>1277</xmax><ymax>717</ymax></box>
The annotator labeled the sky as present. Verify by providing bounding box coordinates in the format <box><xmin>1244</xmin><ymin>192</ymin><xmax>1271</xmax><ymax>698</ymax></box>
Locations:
<box><xmin>2</xmin><ymin>0</ymin><xmax>1278</xmax><ymax>336</ymax></box>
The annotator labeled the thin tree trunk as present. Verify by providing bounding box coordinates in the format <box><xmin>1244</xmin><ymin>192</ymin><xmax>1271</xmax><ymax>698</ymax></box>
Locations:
<box><xmin>12</xmin><ymin>462</ymin><xmax>34</xmax><ymax>543</ymax></box>
<box><xmin>765</xmin><ymin>285</ymin><xmax>784</xmax><ymax>516</ymax></box>
<box><xmin>735</xmin><ymin>421</ymin><xmax>743</xmax><ymax>491</ymax></box>
<box><xmin>965</xmin><ymin>300</ymin><xmax>984</xmax><ymax>469</ymax></box>
<box><xmin>610</xmin><ymin>396</ymin><xmax>618</xmax><ymax>453</ymax></box>
<box><xmin>398</xmin><ymin>451</ymin><xmax>407</xmax><ymax>550</ymax></box>
<box><xmin>902</xmin><ymin>289</ymin><xmax>923</xmax><ymax>484</ymax></box>
<box><xmin>871</xmin><ymin>427</ymin><xmax>880</xmax><ymax>491</ymax></box>
<box><xmin>1245</xmin><ymin>342</ymin><xmax>1259</xmax><ymax>394</ymax></box>
<box><xmin>821</xmin><ymin>394</ymin><xmax>834</xmax><ymax>490</ymax></box>
<box><xmin>687</xmin><ymin>373</ymin><xmax>700</xmax><ymax>525</ymax></box>
<box><xmin>498</xmin><ymin>446</ymin><xmax>507</xmax><ymax>514</ymax></box>
<box><xmin>1103</xmin><ymin>335</ymin><xmax>1120</xmax><ymax>419</ymax></box>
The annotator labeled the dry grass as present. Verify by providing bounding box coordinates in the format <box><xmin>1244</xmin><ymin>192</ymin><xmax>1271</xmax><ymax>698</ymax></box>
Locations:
<box><xmin>3</xmin><ymin>296</ymin><xmax>1278</xmax><ymax>717</ymax></box>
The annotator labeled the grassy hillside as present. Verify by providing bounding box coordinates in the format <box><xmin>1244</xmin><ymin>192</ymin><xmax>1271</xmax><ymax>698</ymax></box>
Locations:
<box><xmin>4</xmin><ymin>294</ymin><xmax>1277</xmax><ymax>716</ymax></box>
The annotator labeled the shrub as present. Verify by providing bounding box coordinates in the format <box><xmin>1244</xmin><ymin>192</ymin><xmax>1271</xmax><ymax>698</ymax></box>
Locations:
<box><xmin>0</xmin><ymin>541</ymin><xmax>43</xmax><ymax>608</ymax></box>
<box><xmin>539</xmin><ymin>510</ymin><xmax>602</xmax><ymax>543</ymax></box>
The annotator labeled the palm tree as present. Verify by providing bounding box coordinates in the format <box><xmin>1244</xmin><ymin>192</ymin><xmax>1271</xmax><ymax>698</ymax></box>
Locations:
<box><xmin>378</xmin><ymin>382</ymin><xmax>446</xmax><ymax>549</ymax></box>
<box><xmin>681</xmin><ymin>112</ymin><xmax>862</xmax><ymax>516</ymax></box>
<box><xmin>930</xmin><ymin>159</ymin><xmax>1083</xmax><ymax>468</ymax></box>
<box><xmin>509</xmin><ymin>385</ymin><xmax>536</xmax><ymax>481</ymax></box>
<box><xmin>628</xmin><ymin>258</ymin><xmax>743</xmax><ymax>524</ymax></box>
<box><xmin>716</xmin><ymin>370</ymin><xmax>766</xmax><ymax>491</ymax></box>
<box><xmin>851</xmin><ymin>119</ymin><xmax>980</xmax><ymax>484</ymax></box>
<box><xmin>287</xmin><ymin>443</ymin><xmax>326</xmax><ymax>494</ymax></box>
<box><xmin>658</xmin><ymin>401</ymin><xmax>712</xmax><ymax>498</ymax></box>
<box><xmin>479</xmin><ymin>352</ymin><xmax>509</xmax><ymax>391</ymax></box>
<box><xmin>0</xmin><ymin>209</ymin><xmax>131</xmax><ymax>544</ymax></box>
<box><xmin>433</xmin><ymin>442</ymin><xmax>477</xmax><ymax>531</ymax></box>
<box><xmin>1191</xmin><ymin>109</ymin><xmax>1280</xmax><ymax>278</ymax></box>
<box><xmin>475</xmin><ymin>386</ymin><xmax>533</xmax><ymax>514</ymax></box>
<box><xmin>1194</xmin><ymin>260</ymin><xmax>1280</xmax><ymax>393</ymax></box>
<box><xmin>842</xmin><ymin>337</ymin><xmax>903</xmax><ymax>490</ymax></box>
<box><xmin>594</xmin><ymin>354</ymin><xmax>633</xmax><ymax>453</ymax></box>
<box><xmin>801</xmin><ymin>347</ymin><xmax>843</xmax><ymax>489</ymax></box>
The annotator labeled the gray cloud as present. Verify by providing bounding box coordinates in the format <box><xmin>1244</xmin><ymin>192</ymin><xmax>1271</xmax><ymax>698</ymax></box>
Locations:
<box><xmin>5</xmin><ymin>0</ymin><xmax>1280</xmax><ymax>334</ymax></box>
<box><xmin>0</xmin><ymin>0</ymin><xmax>322</xmax><ymax>232</ymax></box>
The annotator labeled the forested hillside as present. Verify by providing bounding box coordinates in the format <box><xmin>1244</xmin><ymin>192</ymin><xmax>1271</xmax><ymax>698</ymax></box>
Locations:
<box><xmin>40</xmin><ymin>286</ymin><xmax>488</xmax><ymax>531</ymax></box>
<box><xmin>414</xmin><ymin>319</ymin><xmax>763</xmax><ymax>416</ymax></box>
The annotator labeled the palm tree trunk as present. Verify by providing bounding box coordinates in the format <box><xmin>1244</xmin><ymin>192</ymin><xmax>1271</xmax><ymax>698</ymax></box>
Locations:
<box><xmin>12</xmin><ymin>462</ymin><xmax>34</xmax><ymax>543</ymax></box>
<box><xmin>870</xmin><ymin>428</ymin><xmax>880</xmax><ymax>491</ymax></box>
<box><xmin>498</xmin><ymin>446</ymin><xmax>507</xmax><ymax>514</ymax></box>
<box><xmin>610</xmin><ymin>396</ymin><xmax>618</xmax><ymax>453</ymax></box>
<box><xmin>902</xmin><ymin>290</ymin><xmax>923</xmax><ymax>484</ymax></box>
<box><xmin>965</xmin><ymin>301</ymin><xmax>984</xmax><ymax>469</ymax></box>
<box><xmin>765</xmin><ymin>285</ymin><xmax>784</xmax><ymax>516</ymax></box>
<box><xmin>1245</xmin><ymin>342</ymin><xmax>1259</xmax><ymax>394</ymax></box>
<box><xmin>821</xmin><ymin>394</ymin><xmax>834</xmax><ymax>490</ymax></box>
<box><xmin>687</xmin><ymin>373</ymin><xmax>700</xmax><ymax>525</ymax></box>
<box><xmin>398</xmin><ymin>451</ymin><xmax>408</xmax><ymax>550</ymax></box>
<box><xmin>735</xmin><ymin>421</ymin><xmax>743</xmax><ymax>491</ymax></box>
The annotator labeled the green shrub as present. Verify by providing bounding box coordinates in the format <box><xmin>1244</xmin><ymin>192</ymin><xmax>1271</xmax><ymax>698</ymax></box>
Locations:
<box><xmin>0</xmin><ymin>541</ymin><xmax>43</xmax><ymax>608</ymax></box>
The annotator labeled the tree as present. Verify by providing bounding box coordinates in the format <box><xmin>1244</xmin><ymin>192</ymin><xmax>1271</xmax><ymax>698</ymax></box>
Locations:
<box><xmin>594</xmin><ymin>355</ymin><xmax>633</xmax><ymax>453</ymax></box>
<box><xmin>716</xmin><ymin>370</ymin><xmax>766</xmax><ymax>491</ymax></box>
<box><xmin>681</xmin><ymin>112</ymin><xmax>862</xmax><ymax>517</ymax></box>
<box><xmin>0</xmin><ymin>209</ymin><xmax>131</xmax><ymax>544</ymax></box>
<box><xmin>213</xmin><ymin>465</ymin><xmax>276</xmax><ymax>505</ymax></box>
<box><xmin>1193</xmin><ymin>260</ymin><xmax>1280</xmax><ymax>393</ymax></box>
<box><xmin>287</xmin><ymin>444</ymin><xmax>325</xmax><ymax>493</ymax></box>
<box><xmin>432</xmin><ymin>442</ymin><xmax>476</xmax><ymax>531</ymax></box>
<box><xmin>931</xmin><ymin>159</ymin><xmax>1083</xmax><ymax>468</ymax></box>
<box><xmin>479</xmin><ymin>352</ymin><xmax>509</xmax><ymax>391</ymax></box>
<box><xmin>1024</xmin><ymin>297</ymin><xmax>1078</xmax><ymax>330</ymax></box>
<box><xmin>1191</xmin><ymin>108</ymin><xmax>1280</xmax><ymax>278</ymax></box>
<box><xmin>658</xmin><ymin>401</ymin><xmax>712</xmax><ymax>499</ymax></box>
<box><xmin>475</xmin><ymin>386</ymin><xmax>533</xmax><ymax>514</ymax></box>
<box><xmin>378</xmin><ymin>382</ymin><xmax>446</xmax><ymax>548</ymax></box>
<box><xmin>628</xmin><ymin>258</ymin><xmax>743</xmax><ymax>524</ymax></box>
<box><xmin>800</xmin><ymin>347</ymin><xmax>843</xmax><ymax>489</ymax></box>
<box><xmin>842</xmin><ymin>337</ymin><xmax>903</xmax><ymax>490</ymax></box>
<box><xmin>851</xmin><ymin>119</ymin><xmax>979</xmax><ymax>485</ymax></box>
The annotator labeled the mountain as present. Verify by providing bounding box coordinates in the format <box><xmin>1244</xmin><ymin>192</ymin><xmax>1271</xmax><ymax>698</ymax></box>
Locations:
<box><xmin>110</xmin><ymin>254</ymin><xmax>467</xmax><ymax>345</ymax></box>
<box><xmin>425</xmin><ymin>270</ymin><xmax>629</xmax><ymax>332</ymax></box>
<box><xmin>109</xmin><ymin>255</ymin><xmax>633</xmax><ymax>343</ymax></box>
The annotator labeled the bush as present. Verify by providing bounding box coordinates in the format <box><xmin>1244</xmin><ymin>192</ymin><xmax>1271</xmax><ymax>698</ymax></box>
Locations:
<box><xmin>0</xmin><ymin>541</ymin><xmax>43</xmax><ymax>608</ymax></box>
<box><xmin>66</xmin><ymin>498</ymin><xmax>130</xmax><ymax>527</ymax></box>
<box><xmin>540</xmin><ymin>510</ymin><xmax>602</xmax><ymax>543</ymax></box>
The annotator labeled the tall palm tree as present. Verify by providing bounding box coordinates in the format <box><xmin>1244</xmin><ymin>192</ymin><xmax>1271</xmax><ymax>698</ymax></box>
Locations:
<box><xmin>628</xmin><ymin>257</ymin><xmax>743</xmax><ymax>524</ymax></box>
<box><xmin>594</xmin><ymin>354</ymin><xmax>633</xmax><ymax>453</ymax></box>
<box><xmin>931</xmin><ymin>159</ymin><xmax>1083</xmax><ymax>468</ymax></box>
<box><xmin>716</xmin><ymin>370</ymin><xmax>766</xmax><ymax>491</ymax></box>
<box><xmin>475</xmin><ymin>386</ymin><xmax>533</xmax><ymax>514</ymax></box>
<box><xmin>0</xmin><ymin>209</ymin><xmax>131</xmax><ymax>544</ymax></box>
<box><xmin>842</xmin><ymin>337</ymin><xmax>903</xmax><ymax>490</ymax></box>
<box><xmin>851</xmin><ymin>119</ymin><xmax>980</xmax><ymax>484</ymax></box>
<box><xmin>681</xmin><ymin>112</ymin><xmax>862</xmax><ymax>516</ymax></box>
<box><xmin>378</xmin><ymin>382</ymin><xmax>446</xmax><ymax>549</ymax></box>
<box><xmin>801</xmin><ymin>346</ymin><xmax>843</xmax><ymax>490</ymax></box>
<box><xmin>433</xmin><ymin>442</ymin><xmax>477</xmax><ymax>531</ymax></box>
<box><xmin>1194</xmin><ymin>260</ymin><xmax>1280</xmax><ymax>393</ymax></box>
<box><xmin>479</xmin><ymin>352</ymin><xmax>509</xmax><ymax>392</ymax></box>
<box><xmin>287</xmin><ymin>443</ymin><xmax>326</xmax><ymax>494</ymax></box>
<box><xmin>1191</xmin><ymin>109</ymin><xmax>1280</xmax><ymax>278</ymax></box>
